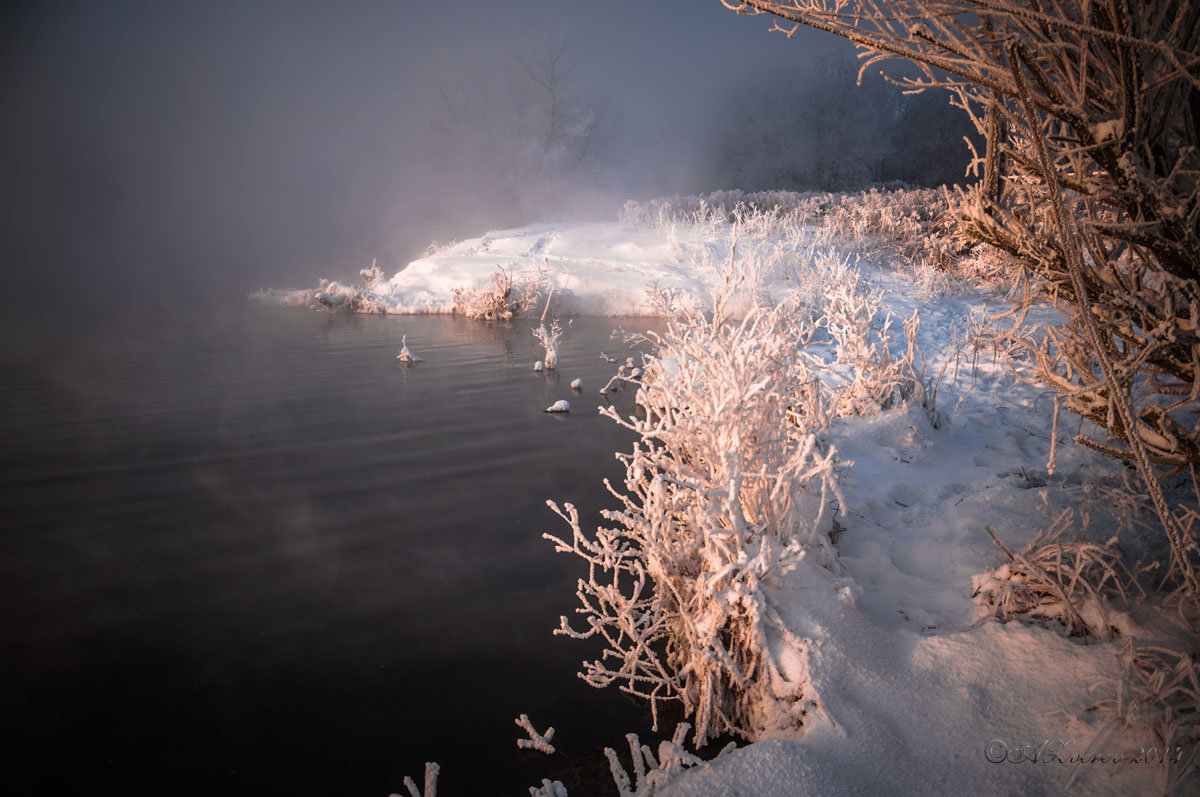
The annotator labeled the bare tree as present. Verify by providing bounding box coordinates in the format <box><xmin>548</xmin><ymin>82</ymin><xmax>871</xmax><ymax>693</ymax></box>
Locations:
<box><xmin>420</xmin><ymin>39</ymin><xmax>607</xmax><ymax>227</ymax></box>
<box><xmin>721</xmin><ymin>0</ymin><xmax>1200</xmax><ymax>612</ymax></box>
<box><xmin>514</xmin><ymin>40</ymin><xmax>605</xmax><ymax>171</ymax></box>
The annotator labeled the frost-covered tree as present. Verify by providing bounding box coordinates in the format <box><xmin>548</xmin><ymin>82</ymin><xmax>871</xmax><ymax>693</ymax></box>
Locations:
<box><xmin>721</xmin><ymin>0</ymin><xmax>1200</xmax><ymax>611</ymax></box>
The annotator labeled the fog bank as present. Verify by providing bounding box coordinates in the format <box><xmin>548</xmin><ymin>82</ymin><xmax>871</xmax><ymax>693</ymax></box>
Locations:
<box><xmin>0</xmin><ymin>1</ymin><xmax>966</xmax><ymax>320</ymax></box>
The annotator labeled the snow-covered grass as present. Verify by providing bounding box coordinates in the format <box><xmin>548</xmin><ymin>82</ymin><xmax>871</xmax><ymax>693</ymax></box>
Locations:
<box><xmin>267</xmin><ymin>189</ymin><xmax>1197</xmax><ymax>795</ymax></box>
<box><xmin>972</xmin><ymin>514</ymin><xmax>1135</xmax><ymax>640</ymax></box>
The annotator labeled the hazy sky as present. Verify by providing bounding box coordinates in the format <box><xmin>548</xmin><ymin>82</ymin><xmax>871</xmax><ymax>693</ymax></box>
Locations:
<box><xmin>0</xmin><ymin>1</ymin><xmax>850</xmax><ymax>310</ymax></box>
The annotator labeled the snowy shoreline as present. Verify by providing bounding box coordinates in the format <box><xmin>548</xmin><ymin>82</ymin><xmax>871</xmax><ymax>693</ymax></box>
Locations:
<box><xmin>264</xmin><ymin>194</ymin><xmax>1188</xmax><ymax>796</ymax></box>
<box><xmin>252</xmin><ymin>221</ymin><xmax>731</xmax><ymax>318</ymax></box>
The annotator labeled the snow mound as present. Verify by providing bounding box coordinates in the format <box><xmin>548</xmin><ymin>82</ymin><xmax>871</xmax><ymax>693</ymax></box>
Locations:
<box><xmin>253</xmin><ymin>221</ymin><xmax>767</xmax><ymax>317</ymax></box>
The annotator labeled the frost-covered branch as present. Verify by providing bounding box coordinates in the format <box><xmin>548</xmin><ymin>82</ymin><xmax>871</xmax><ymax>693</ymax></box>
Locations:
<box><xmin>532</xmin><ymin>319</ymin><xmax>564</xmax><ymax>370</ymax></box>
<box><xmin>532</xmin><ymin>285</ymin><xmax>565</xmax><ymax>369</ymax></box>
<box><xmin>603</xmin><ymin>722</ymin><xmax>735</xmax><ymax>797</ymax></box>
<box><xmin>392</xmin><ymin>761</ymin><xmax>439</xmax><ymax>797</ymax></box>
<box><xmin>515</xmin><ymin>714</ymin><xmax>557</xmax><ymax>755</ymax></box>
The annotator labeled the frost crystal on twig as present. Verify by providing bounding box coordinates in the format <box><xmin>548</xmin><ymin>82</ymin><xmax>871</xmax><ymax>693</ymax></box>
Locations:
<box><xmin>515</xmin><ymin>713</ymin><xmax>557</xmax><ymax>755</ymax></box>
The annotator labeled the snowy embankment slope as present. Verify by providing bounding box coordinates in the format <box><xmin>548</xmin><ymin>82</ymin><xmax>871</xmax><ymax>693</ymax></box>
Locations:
<box><xmin>261</xmin><ymin>205</ymin><xmax>1183</xmax><ymax>795</ymax></box>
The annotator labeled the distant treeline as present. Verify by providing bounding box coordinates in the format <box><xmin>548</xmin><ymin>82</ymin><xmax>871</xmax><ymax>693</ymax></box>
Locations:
<box><xmin>709</xmin><ymin>49</ymin><xmax>975</xmax><ymax>192</ymax></box>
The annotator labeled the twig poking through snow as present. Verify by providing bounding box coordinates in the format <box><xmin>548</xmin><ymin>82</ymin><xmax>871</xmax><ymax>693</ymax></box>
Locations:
<box><xmin>515</xmin><ymin>714</ymin><xmax>557</xmax><ymax>755</ymax></box>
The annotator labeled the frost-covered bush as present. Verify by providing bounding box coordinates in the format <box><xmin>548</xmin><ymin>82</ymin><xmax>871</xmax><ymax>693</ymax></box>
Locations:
<box><xmin>725</xmin><ymin>0</ymin><xmax>1200</xmax><ymax>620</ymax></box>
<box><xmin>530</xmin><ymin>287</ymin><xmax>565</xmax><ymax>369</ymax></box>
<box><xmin>422</xmin><ymin>239</ymin><xmax>460</xmax><ymax>258</ymax></box>
<box><xmin>620</xmin><ymin>187</ymin><xmax>1007</xmax><ymax>295</ymax></box>
<box><xmin>618</xmin><ymin>190</ymin><xmax>817</xmax><ymax>228</ymax></box>
<box><xmin>360</xmin><ymin>259</ymin><xmax>384</xmax><ymax>289</ymax></box>
<box><xmin>820</xmin><ymin>271</ymin><xmax>927</xmax><ymax>417</ymax></box>
<box><xmin>451</xmin><ymin>266</ymin><xmax>546</xmax><ymax>321</ymax></box>
<box><xmin>256</xmin><ymin>276</ymin><xmax>391</xmax><ymax>315</ymax></box>
<box><xmin>545</xmin><ymin>267</ymin><xmax>846</xmax><ymax>746</ymax></box>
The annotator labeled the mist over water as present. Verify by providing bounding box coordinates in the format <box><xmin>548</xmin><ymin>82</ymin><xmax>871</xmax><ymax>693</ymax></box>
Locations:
<box><xmin>1</xmin><ymin>0</ymin><xmax>852</xmax><ymax>319</ymax></box>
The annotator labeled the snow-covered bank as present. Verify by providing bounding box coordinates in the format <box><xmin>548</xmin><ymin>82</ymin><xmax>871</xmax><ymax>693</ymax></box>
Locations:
<box><xmin>253</xmin><ymin>188</ymin><xmax>961</xmax><ymax>320</ymax></box>
<box><xmin>252</xmin><ymin>222</ymin><xmax>713</xmax><ymax>317</ymax></box>
<box><xmin>659</xmin><ymin>394</ymin><xmax>1176</xmax><ymax>796</ymax></box>
<box><xmin>578</xmin><ymin>253</ymin><xmax>1183</xmax><ymax>795</ymax></box>
<box><xmin>263</xmin><ymin>191</ymin><xmax>1191</xmax><ymax>795</ymax></box>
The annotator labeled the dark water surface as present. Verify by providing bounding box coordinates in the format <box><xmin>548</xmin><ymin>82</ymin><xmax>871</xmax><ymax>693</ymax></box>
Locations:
<box><xmin>0</xmin><ymin>307</ymin><xmax>664</xmax><ymax>796</ymax></box>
